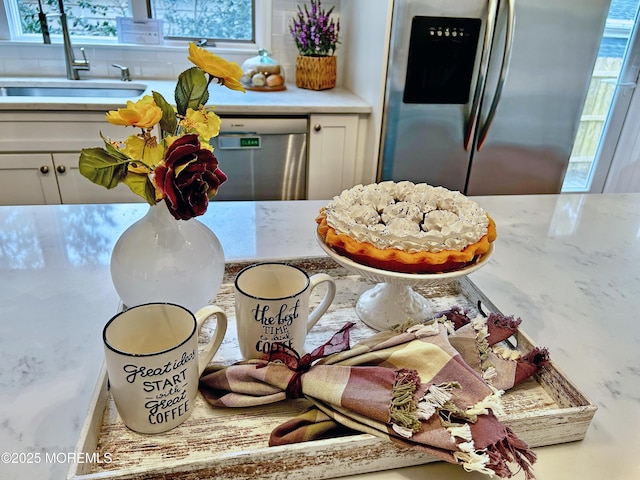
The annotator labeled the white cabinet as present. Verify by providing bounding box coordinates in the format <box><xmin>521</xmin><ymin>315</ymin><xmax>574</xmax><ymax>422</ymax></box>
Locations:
<box><xmin>0</xmin><ymin>112</ymin><xmax>144</xmax><ymax>205</ymax></box>
<box><xmin>0</xmin><ymin>111</ymin><xmax>126</xmax><ymax>153</ymax></box>
<box><xmin>54</xmin><ymin>153</ymin><xmax>143</xmax><ymax>204</ymax></box>
<box><xmin>0</xmin><ymin>152</ymin><xmax>143</xmax><ymax>205</ymax></box>
<box><xmin>0</xmin><ymin>154</ymin><xmax>61</xmax><ymax>205</ymax></box>
<box><xmin>0</xmin><ymin>111</ymin><xmax>370</xmax><ymax>204</ymax></box>
<box><xmin>307</xmin><ymin>114</ymin><xmax>361</xmax><ymax>199</ymax></box>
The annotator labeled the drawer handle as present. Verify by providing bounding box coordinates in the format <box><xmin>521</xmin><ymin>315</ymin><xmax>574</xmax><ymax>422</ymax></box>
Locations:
<box><xmin>313</xmin><ymin>123</ymin><xmax>322</xmax><ymax>132</ymax></box>
<box><xmin>57</xmin><ymin>165</ymin><xmax>66</xmax><ymax>174</ymax></box>
<box><xmin>40</xmin><ymin>165</ymin><xmax>50</xmax><ymax>174</ymax></box>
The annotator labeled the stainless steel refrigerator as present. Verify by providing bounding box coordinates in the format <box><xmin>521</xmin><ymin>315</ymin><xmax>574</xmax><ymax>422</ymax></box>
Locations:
<box><xmin>379</xmin><ymin>0</ymin><xmax>610</xmax><ymax>195</ymax></box>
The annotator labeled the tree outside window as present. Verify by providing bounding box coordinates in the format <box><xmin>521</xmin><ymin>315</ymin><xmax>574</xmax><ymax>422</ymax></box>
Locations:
<box><xmin>152</xmin><ymin>0</ymin><xmax>252</xmax><ymax>41</ymax></box>
<box><xmin>15</xmin><ymin>0</ymin><xmax>253</xmax><ymax>41</ymax></box>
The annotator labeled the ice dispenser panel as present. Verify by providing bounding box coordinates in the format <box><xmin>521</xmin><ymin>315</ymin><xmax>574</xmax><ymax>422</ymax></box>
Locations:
<box><xmin>403</xmin><ymin>16</ymin><xmax>481</xmax><ymax>104</ymax></box>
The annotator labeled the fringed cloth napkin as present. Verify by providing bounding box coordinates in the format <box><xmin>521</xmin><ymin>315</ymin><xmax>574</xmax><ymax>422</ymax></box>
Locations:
<box><xmin>440</xmin><ymin>306</ymin><xmax>549</xmax><ymax>392</ymax></box>
<box><xmin>199</xmin><ymin>310</ymin><xmax>548</xmax><ymax>479</ymax></box>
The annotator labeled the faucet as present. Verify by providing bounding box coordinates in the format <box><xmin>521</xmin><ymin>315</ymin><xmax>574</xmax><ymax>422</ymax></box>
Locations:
<box><xmin>57</xmin><ymin>0</ymin><xmax>90</xmax><ymax>80</ymax></box>
<box><xmin>37</xmin><ymin>0</ymin><xmax>51</xmax><ymax>44</ymax></box>
<box><xmin>112</xmin><ymin>64</ymin><xmax>131</xmax><ymax>82</ymax></box>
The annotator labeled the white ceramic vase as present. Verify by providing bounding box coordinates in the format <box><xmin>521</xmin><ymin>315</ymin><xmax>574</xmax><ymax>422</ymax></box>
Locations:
<box><xmin>110</xmin><ymin>203</ymin><xmax>225</xmax><ymax>312</ymax></box>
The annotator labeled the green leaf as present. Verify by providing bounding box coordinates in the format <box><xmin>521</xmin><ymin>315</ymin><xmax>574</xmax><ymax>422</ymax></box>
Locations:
<box><xmin>122</xmin><ymin>172</ymin><xmax>157</xmax><ymax>205</ymax></box>
<box><xmin>152</xmin><ymin>91</ymin><xmax>178</xmax><ymax>136</ymax></box>
<box><xmin>78</xmin><ymin>147</ymin><xmax>129</xmax><ymax>189</ymax></box>
<box><xmin>175</xmin><ymin>67</ymin><xmax>209</xmax><ymax>116</ymax></box>
<box><xmin>99</xmin><ymin>132</ymin><xmax>129</xmax><ymax>160</ymax></box>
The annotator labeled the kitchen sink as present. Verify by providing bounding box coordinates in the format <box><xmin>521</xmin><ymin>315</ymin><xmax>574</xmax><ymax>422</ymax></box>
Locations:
<box><xmin>0</xmin><ymin>85</ymin><xmax>146</xmax><ymax>98</ymax></box>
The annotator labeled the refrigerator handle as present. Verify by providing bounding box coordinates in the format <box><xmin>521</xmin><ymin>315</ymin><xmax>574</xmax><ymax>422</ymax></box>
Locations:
<box><xmin>477</xmin><ymin>0</ymin><xmax>515</xmax><ymax>151</ymax></box>
<box><xmin>464</xmin><ymin>0</ymin><xmax>498</xmax><ymax>151</ymax></box>
<box><xmin>464</xmin><ymin>0</ymin><xmax>499</xmax><ymax>151</ymax></box>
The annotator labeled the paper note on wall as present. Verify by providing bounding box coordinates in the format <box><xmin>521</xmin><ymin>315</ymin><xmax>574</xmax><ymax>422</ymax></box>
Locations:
<box><xmin>116</xmin><ymin>17</ymin><xmax>163</xmax><ymax>45</ymax></box>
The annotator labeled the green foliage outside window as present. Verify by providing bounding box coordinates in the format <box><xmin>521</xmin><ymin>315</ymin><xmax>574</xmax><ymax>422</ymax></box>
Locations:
<box><xmin>152</xmin><ymin>0</ymin><xmax>253</xmax><ymax>41</ymax></box>
<box><xmin>17</xmin><ymin>0</ymin><xmax>253</xmax><ymax>41</ymax></box>
<box><xmin>19</xmin><ymin>0</ymin><xmax>126</xmax><ymax>37</ymax></box>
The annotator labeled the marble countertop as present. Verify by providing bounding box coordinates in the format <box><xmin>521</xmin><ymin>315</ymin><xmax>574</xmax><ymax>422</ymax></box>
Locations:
<box><xmin>0</xmin><ymin>77</ymin><xmax>371</xmax><ymax>114</ymax></box>
<box><xmin>1</xmin><ymin>194</ymin><xmax>639</xmax><ymax>479</ymax></box>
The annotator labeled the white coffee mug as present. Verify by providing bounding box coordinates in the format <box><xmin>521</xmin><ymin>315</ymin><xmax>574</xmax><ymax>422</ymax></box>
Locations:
<box><xmin>234</xmin><ymin>262</ymin><xmax>336</xmax><ymax>359</ymax></box>
<box><xmin>103</xmin><ymin>302</ymin><xmax>227</xmax><ymax>434</ymax></box>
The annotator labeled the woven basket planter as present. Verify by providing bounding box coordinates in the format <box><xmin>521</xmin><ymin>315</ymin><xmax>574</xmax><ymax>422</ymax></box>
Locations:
<box><xmin>295</xmin><ymin>55</ymin><xmax>337</xmax><ymax>90</ymax></box>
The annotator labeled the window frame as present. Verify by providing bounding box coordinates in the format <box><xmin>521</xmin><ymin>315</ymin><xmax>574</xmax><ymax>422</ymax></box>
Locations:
<box><xmin>0</xmin><ymin>0</ymin><xmax>271</xmax><ymax>54</ymax></box>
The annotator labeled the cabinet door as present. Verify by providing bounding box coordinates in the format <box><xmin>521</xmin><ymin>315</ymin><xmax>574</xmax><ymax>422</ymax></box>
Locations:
<box><xmin>0</xmin><ymin>154</ymin><xmax>61</xmax><ymax>205</ymax></box>
<box><xmin>53</xmin><ymin>153</ymin><xmax>145</xmax><ymax>204</ymax></box>
<box><xmin>308</xmin><ymin>114</ymin><xmax>359</xmax><ymax>199</ymax></box>
<box><xmin>0</xmin><ymin>112</ymin><xmax>129</xmax><ymax>152</ymax></box>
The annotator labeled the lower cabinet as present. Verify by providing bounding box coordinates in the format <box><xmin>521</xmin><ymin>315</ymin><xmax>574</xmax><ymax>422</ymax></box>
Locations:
<box><xmin>307</xmin><ymin>114</ymin><xmax>361</xmax><ymax>200</ymax></box>
<box><xmin>0</xmin><ymin>153</ymin><xmax>61</xmax><ymax>205</ymax></box>
<box><xmin>54</xmin><ymin>153</ymin><xmax>143</xmax><ymax>204</ymax></box>
<box><xmin>0</xmin><ymin>111</ymin><xmax>143</xmax><ymax>206</ymax></box>
<box><xmin>0</xmin><ymin>111</ymin><xmax>369</xmax><ymax>205</ymax></box>
<box><xmin>0</xmin><ymin>153</ymin><xmax>143</xmax><ymax>205</ymax></box>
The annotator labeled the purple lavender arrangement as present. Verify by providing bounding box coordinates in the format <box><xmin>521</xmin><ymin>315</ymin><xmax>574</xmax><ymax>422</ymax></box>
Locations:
<box><xmin>290</xmin><ymin>0</ymin><xmax>340</xmax><ymax>56</ymax></box>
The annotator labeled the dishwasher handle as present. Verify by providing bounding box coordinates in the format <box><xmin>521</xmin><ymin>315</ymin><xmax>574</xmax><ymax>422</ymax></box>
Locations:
<box><xmin>218</xmin><ymin>117</ymin><xmax>308</xmax><ymax>135</ymax></box>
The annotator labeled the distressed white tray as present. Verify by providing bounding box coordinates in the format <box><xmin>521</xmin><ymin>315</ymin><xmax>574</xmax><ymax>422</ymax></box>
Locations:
<box><xmin>67</xmin><ymin>257</ymin><xmax>596</xmax><ymax>480</ymax></box>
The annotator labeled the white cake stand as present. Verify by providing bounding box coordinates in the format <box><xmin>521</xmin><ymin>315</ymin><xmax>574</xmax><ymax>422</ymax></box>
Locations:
<box><xmin>316</xmin><ymin>232</ymin><xmax>493</xmax><ymax>331</ymax></box>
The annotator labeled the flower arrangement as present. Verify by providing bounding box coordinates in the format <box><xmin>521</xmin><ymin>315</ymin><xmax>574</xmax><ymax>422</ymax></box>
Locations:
<box><xmin>78</xmin><ymin>43</ymin><xmax>245</xmax><ymax>221</ymax></box>
<box><xmin>290</xmin><ymin>0</ymin><xmax>340</xmax><ymax>57</ymax></box>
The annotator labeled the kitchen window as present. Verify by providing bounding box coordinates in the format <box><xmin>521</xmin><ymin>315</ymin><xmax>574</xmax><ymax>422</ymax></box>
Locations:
<box><xmin>2</xmin><ymin>0</ymin><xmax>256</xmax><ymax>45</ymax></box>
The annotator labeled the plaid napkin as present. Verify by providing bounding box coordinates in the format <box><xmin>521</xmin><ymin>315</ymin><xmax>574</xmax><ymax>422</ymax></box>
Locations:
<box><xmin>200</xmin><ymin>319</ymin><xmax>539</xmax><ymax>479</ymax></box>
<box><xmin>440</xmin><ymin>306</ymin><xmax>550</xmax><ymax>391</ymax></box>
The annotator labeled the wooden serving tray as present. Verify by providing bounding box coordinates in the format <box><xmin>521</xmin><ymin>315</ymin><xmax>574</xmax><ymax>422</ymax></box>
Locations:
<box><xmin>67</xmin><ymin>257</ymin><xmax>596</xmax><ymax>480</ymax></box>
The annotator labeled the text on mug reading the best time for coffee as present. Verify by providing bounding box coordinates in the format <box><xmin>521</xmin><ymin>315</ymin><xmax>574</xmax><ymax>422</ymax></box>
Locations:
<box><xmin>252</xmin><ymin>300</ymin><xmax>301</xmax><ymax>353</ymax></box>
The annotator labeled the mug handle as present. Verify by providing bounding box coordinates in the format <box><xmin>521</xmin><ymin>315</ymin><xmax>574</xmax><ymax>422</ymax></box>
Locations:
<box><xmin>194</xmin><ymin>305</ymin><xmax>228</xmax><ymax>374</ymax></box>
<box><xmin>307</xmin><ymin>273</ymin><xmax>336</xmax><ymax>332</ymax></box>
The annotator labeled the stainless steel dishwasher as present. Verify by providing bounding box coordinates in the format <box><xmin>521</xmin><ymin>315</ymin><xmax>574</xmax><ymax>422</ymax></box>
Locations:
<box><xmin>210</xmin><ymin>117</ymin><xmax>308</xmax><ymax>201</ymax></box>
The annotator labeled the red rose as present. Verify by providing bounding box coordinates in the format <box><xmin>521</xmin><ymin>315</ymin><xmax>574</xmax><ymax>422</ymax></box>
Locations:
<box><xmin>154</xmin><ymin>134</ymin><xmax>227</xmax><ymax>220</ymax></box>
